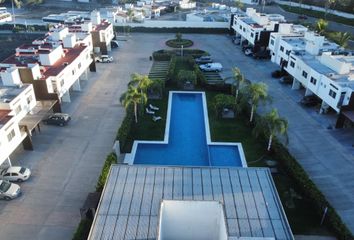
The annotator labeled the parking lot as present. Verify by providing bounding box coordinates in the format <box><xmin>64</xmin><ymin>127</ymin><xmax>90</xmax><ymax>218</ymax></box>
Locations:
<box><xmin>0</xmin><ymin>33</ymin><xmax>353</xmax><ymax>239</ymax></box>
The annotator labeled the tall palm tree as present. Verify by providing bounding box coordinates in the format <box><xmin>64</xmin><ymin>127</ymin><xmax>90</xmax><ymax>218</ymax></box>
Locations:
<box><xmin>128</xmin><ymin>73</ymin><xmax>152</xmax><ymax>109</ymax></box>
<box><xmin>232</xmin><ymin>67</ymin><xmax>246</xmax><ymax>103</ymax></box>
<box><xmin>316</xmin><ymin>19</ymin><xmax>328</xmax><ymax>35</ymax></box>
<box><xmin>241</xmin><ymin>82</ymin><xmax>269</xmax><ymax>123</ymax></box>
<box><xmin>337</xmin><ymin>32</ymin><xmax>351</xmax><ymax>48</ymax></box>
<box><xmin>253</xmin><ymin>109</ymin><xmax>288</xmax><ymax>151</ymax></box>
<box><xmin>120</xmin><ymin>86</ymin><xmax>147</xmax><ymax>123</ymax></box>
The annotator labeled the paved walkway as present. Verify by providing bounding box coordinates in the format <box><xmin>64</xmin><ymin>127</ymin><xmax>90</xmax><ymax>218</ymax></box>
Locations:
<box><xmin>193</xmin><ymin>34</ymin><xmax>354</xmax><ymax>233</ymax></box>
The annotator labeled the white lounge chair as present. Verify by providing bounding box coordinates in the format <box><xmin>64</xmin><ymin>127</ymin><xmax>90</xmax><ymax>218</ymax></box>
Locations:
<box><xmin>152</xmin><ymin>116</ymin><xmax>162</xmax><ymax>122</ymax></box>
<box><xmin>146</xmin><ymin>108</ymin><xmax>155</xmax><ymax>115</ymax></box>
<box><xmin>149</xmin><ymin>104</ymin><xmax>159</xmax><ymax>111</ymax></box>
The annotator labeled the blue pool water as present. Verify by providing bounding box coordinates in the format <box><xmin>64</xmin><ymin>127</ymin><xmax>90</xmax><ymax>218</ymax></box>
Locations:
<box><xmin>133</xmin><ymin>92</ymin><xmax>243</xmax><ymax>166</ymax></box>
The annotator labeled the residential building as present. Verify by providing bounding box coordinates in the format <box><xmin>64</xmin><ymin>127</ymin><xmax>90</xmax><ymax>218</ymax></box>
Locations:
<box><xmin>90</xmin><ymin>10</ymin><xmax>115</xmax><ymax>54</ymax></box>
<box><xmin>285</xmin><ymin>46</ymin><xmax>354</xmax><ymax>114</ymax></box>
<box><xmin>88</xmin><ymin>165</ymin><xmax>294</xmax><ymax>240</ymax></box>
<box><xmin>269</xmin><ymin>29</ymin><xmax>339</xmax><ymax>68</ymax></box>
<box><xmin>0</xmin><ymin>82</ymin><xmax>55</xmax><ymax>168</ymax></box>
<box><xmin>231</xmin><ymin>8</ymin><xmax>285</xmax><ymax>51</ymax></box>
<box><xmin>0</xmin><ymin>26</ymin><xmax>93</xmax><ymax>103</ymax></box>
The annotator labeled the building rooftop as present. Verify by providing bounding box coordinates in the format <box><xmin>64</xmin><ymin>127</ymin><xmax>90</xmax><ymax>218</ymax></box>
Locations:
<box><xmin>88</xmin><ymin>165</ymin><xmax>293</xmax><ymax>240</ymax></box>
<box><xmin>0</xmin><ymin>84</ymin><xmax>30</xmax><ymax>102</ymax></box>
<box><xmin>93</xmin><ymin>20</ymin><xmax>111</xmax><ymax>32</ymax></box>
<box><xmin>241</xmin><ymin>17</ymin><xmax>263</xmax><ymax>28</ymax></box>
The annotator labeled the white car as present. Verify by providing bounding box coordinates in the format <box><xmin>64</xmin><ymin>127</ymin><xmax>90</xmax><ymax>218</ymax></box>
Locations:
<box><xmin>0</xmin><ymin>180</ymin><xmax>21</xmax><ymax>200</ymax></box>
<box><xmin>1</xmin><ymin>166</ymin><xmax>31</xmax><ymax>182</ymax></box>
<box><xmin>96</xmin><ymin>55</ymin><xmax>113</xmax><ymax>63</ymax></box>
<box><xmin>199</xmin><ymin>63</ymin><xmax>223</xmax><ymax>72</ymax></box>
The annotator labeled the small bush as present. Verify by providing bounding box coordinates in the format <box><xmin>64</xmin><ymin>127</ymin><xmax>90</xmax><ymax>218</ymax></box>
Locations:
<box><xmin>96</xmin><ymin>153</ymin><xmax>117</xmax><ymax>192</ymax></box>
<box><xmin>72</xmin><ymin>219</ymin><xmax>93</xmax><ymax>240</ymax></box>
<box><xmin>177</xmin><ymin>70</ymin><xmax>196</xmax><ymax>86</ymax></box>
<box><xmin>167</xmin><ymin>56</ymin><xmax>177</xmax><ymax>81</ymax></box>
<box><xmin>213</xmin><ymin>94</ymin><xmax>236</xmax><ymax>118</ymax></box>
<box><xmin>153</xmin><ymin>50</ymin><xmax>173</xmax><ymax>61</ymax></box>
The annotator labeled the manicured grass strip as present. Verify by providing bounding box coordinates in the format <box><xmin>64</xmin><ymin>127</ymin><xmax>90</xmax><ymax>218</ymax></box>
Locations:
<box><xmin>279</xmin><ymin>4</ymin><xmax>354</xmax><ymax>27</ymax></box>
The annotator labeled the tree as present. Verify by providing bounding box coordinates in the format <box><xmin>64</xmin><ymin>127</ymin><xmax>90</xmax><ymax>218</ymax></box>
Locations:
<box><xmin>235</xmin><ymin>0</ymin><xmax>244</xmax><ymax>9</ymax></box>
<box><xmin>315</xmin><ymin>19</ymin><xmax>328</xmax><ymax>35</ymax></box>
<box><xmin>253</xmin><ymin>108</ymin><xmax>288</xmax><ymax>151</ymax></box>
<box><xmin>148</xmin><ymin>79</ymin><xmax>165</xmax><ymax>99</ymax></box>
<box><xmin>241</xmin><ymin>82</ymin><xmax>270</xmax><ymax>123</ymax></box>
<box><xmin>213</xmin><ymin>94</ymin><xmax>235</xmax><ymax>118</ymax></box>
<box><xmin>336</xmin><ymin>32</ymin><xmax>351</xmax><ymax>48</ymax></box>
<box><xmin>232</xmin><ymin>67</ymin><xmax>246</xmax><ymax>103</ymax></box>
<box><xmin>128</xmin><ymin>73</ymin><xmax>152</xmax><ymax>108</ymax></box>
<box><xmin>175</xmin><ymin>32</ymin><xmax>182</xmax><ymax>42</ymax></box>
<box><xmin>120</xmin><ymin>86</ymin><xmax>147</xmax><ymax>123</ymax></box>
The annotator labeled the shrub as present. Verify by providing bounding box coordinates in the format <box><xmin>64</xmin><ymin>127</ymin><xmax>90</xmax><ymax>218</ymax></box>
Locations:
<box><xmin>177</xmin><ymin>70</ymin><xmax>196</xmax><ymax>86</ymax></box>
<box><xmin>153</xmin><ymin>50</ymin><xmax>173</xmax><ymax>61</ymax></box>
<box><xmin>193</xmin><ymin>63</ymin><xmax>206</xmax><ymax>86</ymax></box>
<box><xmin>72</xmin><ymin>218</ymin><xmax>93</xmax><ymax>240</ymax></box>
<box><xmin>270</xmin><ymin>139</ymin><xmax>353</xmax><ymax>240</ymax></box>
<box><xmin>213</xmin><ymin>94</ymin><xmax>236</xmax><ymax>118</ymax></box>
<box><xmin>167</xmin><ymin>56</ymin><xmax>177</xmax><ymax>81</ymax></box>
<box><xmin>153</xmin><ymin>49</ymin><xmax>208</xmax><ymax>61</ymax></box>
<box><xmin>165</xmin><ymin>39</ymin><xmax>193</xmax><ymax>48</ymax></box>
<box><xmin>96</xmin><ymin>153</ymin><xmax>117</xmax><ymax>192</ymax></box>
<box><xmin>116</xmin><ymin>105</ymin><xmax>134</xmax><ymax>152</ymax></box>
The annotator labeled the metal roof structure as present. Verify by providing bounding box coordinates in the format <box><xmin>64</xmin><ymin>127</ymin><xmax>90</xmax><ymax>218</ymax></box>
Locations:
<box><xmin>88</xmin><ymin>165</ymin><xmax>293</xmax><ymax>240</ymax></box>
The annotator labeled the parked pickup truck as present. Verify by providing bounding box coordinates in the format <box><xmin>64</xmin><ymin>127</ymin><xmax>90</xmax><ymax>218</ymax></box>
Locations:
<box><xmin>199</xmin><ymin>63</ymin><xmax>223</xmax><ymax>72</ymax></box>
<box><xmin>195</xmin><ymin>56</ymin><xmax>213</xmax><ymax>64</ymax></box>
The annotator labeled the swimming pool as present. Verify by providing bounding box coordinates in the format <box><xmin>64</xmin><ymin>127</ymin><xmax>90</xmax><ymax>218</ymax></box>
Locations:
<box><xmin>125</xmin><ymin>92</ymin><xmax>247</xmax><ymax>167</ymax></box>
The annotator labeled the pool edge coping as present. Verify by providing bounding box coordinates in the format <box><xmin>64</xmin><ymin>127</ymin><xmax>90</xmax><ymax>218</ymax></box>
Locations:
<box><xmin>125</xmin><ymin>91</ymin><xmax>247</xmax><ymax>167</ymax></box>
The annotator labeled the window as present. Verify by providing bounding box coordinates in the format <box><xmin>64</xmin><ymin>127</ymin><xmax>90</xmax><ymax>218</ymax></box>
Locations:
<box><xmin>302</xmin><ymin>71</ymin><xmax>308</xmax><ymax>79</ymax></box>
<box><xmin>27</xmin><ymin>95</ymin><xmax>33</xmax><ymax>105</ymax></box>
<box><xmin>329</xmin><ymin>89</ymin><xmax>337</xmax><ymax>99</ymax></box>
<box><xmin>72</xmin><ymin>70</ymin><xmax>75</xmax><ymax>76</ymax></box>
<box><xmin>310</xmin><ymin>77</ymin><xmax>317</xmax><ymax>85</ymax></box>
<box><xmin>270</xmin><ymin>39</ymin><xmax>274</xmax><ymax>45</ymax></box>
<box><xmin>239</xmin><ymin>25</ymin><xmax>242</xmax><ymax>30</ymax></box>
<box><xmin>290</xmin><ymin>61</ymin><xmax>295</xmax><ymax>68</ymax></box>
<box><xmin>250</xmin><ymin>33</ymin><xmax>254</xmax><ymax>38</ymax></box>
<box><xmin>15</xmin><ymin>105</ymin><xmax>22</xmax><ymax>114</ymax></box>
<box><xmin>280</xmin><ymin>46</ymin><xmax>284</xmax><ymax>52</ymax></box>
<box><xmin>78</xmin><ymin>63</ymin><xmax>81</xmax><ymax>69</ymax></box>
<box><xmin>7</xmin><ymin>130</ymin><xmax>15</xmax><ymax>142</ymax></box>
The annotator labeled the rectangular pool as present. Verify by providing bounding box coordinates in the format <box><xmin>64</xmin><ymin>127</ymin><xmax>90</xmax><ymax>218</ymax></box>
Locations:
<box><xmin>127</xmin><ymin>92</ymin><xmax>246</xmax><ymax>167</ymax></box>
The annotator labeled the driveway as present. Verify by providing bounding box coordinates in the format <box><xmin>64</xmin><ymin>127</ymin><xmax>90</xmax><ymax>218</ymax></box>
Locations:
<box><xmin>0</xmin><ymin>33</ymin><xmax>163</xmax><ymax>240</ymax></box>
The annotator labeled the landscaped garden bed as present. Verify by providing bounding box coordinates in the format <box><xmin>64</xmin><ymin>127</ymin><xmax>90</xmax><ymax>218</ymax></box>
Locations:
<box><xmin>166</xmin><ymin>33</ymin><xmax>193</xmax><ymax>48</ymax></box>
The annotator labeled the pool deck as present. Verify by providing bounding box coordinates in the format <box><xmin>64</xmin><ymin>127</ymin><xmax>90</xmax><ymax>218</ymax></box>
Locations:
<box><xmin>124</xmin><ymin>91</ymin><xmax>247</xmax><ymax>167</ymax></box>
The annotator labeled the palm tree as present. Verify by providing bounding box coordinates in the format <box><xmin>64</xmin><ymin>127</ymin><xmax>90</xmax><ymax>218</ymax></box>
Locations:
<box><xmin>120</xmin><ymin>86</ymin><xmax>147</xmax><ymax>123</ymax></box>
<box><xmin>241</xmin><ymin>82</ymin><xmax>269</xmax><ymax>123</ymax></box>
<box><xmin>128</xmin><ymin>73</ymin><xmax>152</xmax><ymax>107</ymax></box>
<box><xmin>336</xmin><ymin>32</ymin><xmax>351</xmax><ymax>48</ymax></box>
<box><xmin>232</xmin><ymin>67</ymin><xmax>246</xmax><ymax>103</ymax></box>
<box><xmin>253</xmin><ymin>109</ymin><xmax>288</xmax><ymax>151</ymax></box>
<box><xmin>316</xmin><ymin>19</ymin><xmax>328</xmax><ymax>35</ymax></box>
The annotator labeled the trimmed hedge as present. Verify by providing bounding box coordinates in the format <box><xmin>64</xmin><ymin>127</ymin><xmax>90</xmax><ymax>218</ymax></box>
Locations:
<box><xmin>72</xmin><ymin>219</ymin><xmax>93</xmax><ymax>240</ymax></box>
<box><xmin>153</xmin><ymin>49</ymin><xmax>208</xmax><ymax>61</ymax></box>
<box><xmin>96</xmin><ymin>153</ymin><xmax>118</xmax><ymax>192</ymax></box>
<box><xmin>116</xmin><ymin>105</ymin><xmax>134</xmax><ymax>152</ymax></box>
<box><xmin>114</xmin><ymin>26</ymin><xmax>228</xmax><ymax>34</ymax></box>
<box><xmin>166</xmin><ymin>38</ymin><xmax>193</xmax><ymax>48</ymax></box>
<box><xmin>0</xmin><ymin>24</ymin><xmax>48</xmax><ymax>32</ymax></box>
<box><xmin>270</xmin><ymin>139</ymin><xmax>353</xmax><ymax>240</ymax></box>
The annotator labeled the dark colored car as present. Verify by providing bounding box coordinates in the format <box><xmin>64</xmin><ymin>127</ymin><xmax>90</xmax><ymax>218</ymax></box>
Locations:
<box><xmin>300</xmin><ymin>95</ymin><xmax>321</xmax><ymax>107</ymax></box>
<box><xmin>195</xmin><ymin>56</ymin><xmax>213</xmax><ymax>64</ymax></box>
<box><xmin>298</xmin><ymin>15</ymin><xmax>308</xmax><ymax>20</ymax></box>
<box><xmin>43</xmin><ymin>113</ymin><xmax>71</xmax><ymax>126</ymax></box>
<box><xmin>279</xmin><ymin>75</ymin><xmax>293</xmax><ymax>84</ymax></box>
<box><xmin>253</xmin><ymin>50</ymin><xmax>271</xmax><ymax>59</ymax></box>
<box><xmin>272</xmin><ymin>70</ymin><xmax>287</xmax><ymax>78</ymax></box>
